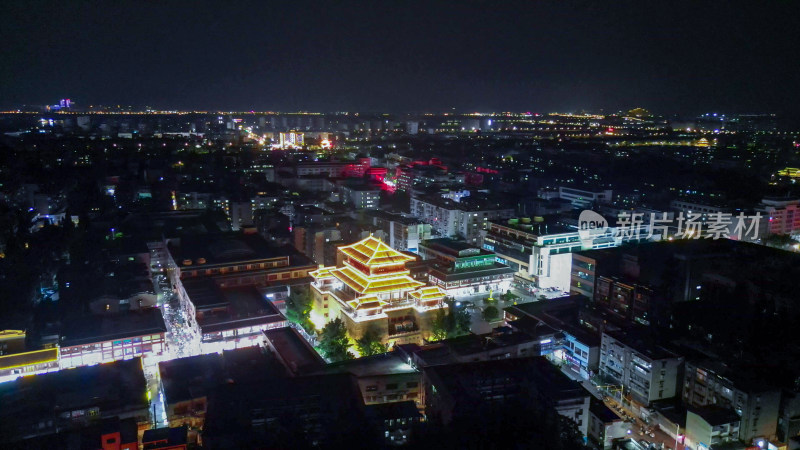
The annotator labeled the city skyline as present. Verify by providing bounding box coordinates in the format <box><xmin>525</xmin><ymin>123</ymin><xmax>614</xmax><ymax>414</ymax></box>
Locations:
<box><xmin>2</xmin><ymin>1</ymin><xmax>799</xmax><ymax>115</ymax></box>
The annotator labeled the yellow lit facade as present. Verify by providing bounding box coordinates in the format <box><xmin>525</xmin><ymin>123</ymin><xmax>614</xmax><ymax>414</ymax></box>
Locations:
<box><xmin>310</xmin><ymin>236</ymin><xmax>446</xmax><ymax>346</ymax></box>
<box><xmin>0</xmin><ymin>330</ymin><xmax>60</xmax><ymax>382</ymax></box>
<box><xmin>777</xmin><ymin>167</ymin><xmax>800</xmax><ymax>178</ymax></box>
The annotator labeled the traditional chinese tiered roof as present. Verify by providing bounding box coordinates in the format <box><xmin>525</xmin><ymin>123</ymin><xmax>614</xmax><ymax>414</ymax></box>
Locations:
<box><xmin>408</xmin><ymin>286</ymin><xmax>447</xmax><ymax>302</ymax></box>
<box><xmin>346</xmin><ymin>295</ymin><xmax>388</xmax><ymax>311</ymax></box>
<box><xmin>331</xmin><ymin>265</ymin><xmax>424</xmax><ymax>296</ymax></box>
<box><xmin>310</xmin><ymin>236</ymin><xmax>446</xmax><ymax>320</ymax></box>
<box><xmin>309</xmin><ymin>266</ymin><xmax>335</xmax><ymax>280</ymax></box>
<box><xmin>338</xmin><ymin>236</ymin><xmax>416</xmax><ymax>268</ymax></box>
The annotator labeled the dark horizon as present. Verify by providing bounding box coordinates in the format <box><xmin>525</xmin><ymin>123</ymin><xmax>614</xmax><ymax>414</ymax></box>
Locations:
<box><xmin>2</xmin><ymin>1</ymin><xmax>799</xmax><ymax>116</ymax></box>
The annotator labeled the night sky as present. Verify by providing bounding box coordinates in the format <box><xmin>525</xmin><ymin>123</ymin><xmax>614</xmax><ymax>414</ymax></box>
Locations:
<box><xmin>1</xmin><ymin>1</ymin><xmax>799</xmax><ymax>115</ymax></box>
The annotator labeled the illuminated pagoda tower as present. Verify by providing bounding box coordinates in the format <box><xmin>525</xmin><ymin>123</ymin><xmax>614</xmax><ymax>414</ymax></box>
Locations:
<box><xmin>309</xmin><ymin>236</ymin><xmax>447</xmax><ymax>346</ymax></box>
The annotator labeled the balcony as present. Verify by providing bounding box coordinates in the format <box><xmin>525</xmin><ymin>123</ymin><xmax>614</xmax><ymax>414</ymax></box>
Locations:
<box><xmin>389</xmin><ymin>321</ymin><xmax>419</xmax><ymax>336</ymax></box>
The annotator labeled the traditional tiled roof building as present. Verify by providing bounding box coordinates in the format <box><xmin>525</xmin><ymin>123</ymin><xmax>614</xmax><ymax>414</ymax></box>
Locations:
<box><xmin>309</xmin><ymin>236</ymin><xmax>447</xmax><ymax>346</ymax></box>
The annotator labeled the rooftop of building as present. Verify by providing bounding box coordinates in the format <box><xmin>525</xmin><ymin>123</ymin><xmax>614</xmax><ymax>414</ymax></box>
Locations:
<box><xmin>221</xmin><ymin>346</ymin><xmax>284</xmax><ymax>382</ymax></box>
<box><xmin>339</xmin><ymin>235</ymin><xmax>417</xmax><ymax>266</ymax></box>
<box><xmin>364</xmin><ymin>209</ymin><xmax>427</xmax><ymax>225</ymax></box>
<box><xmin>604</xmin><ymin>329</ymin><xmax>682</xmax><ymax>361</ymax></box>
<box><xmin>505</xmin><ymin>295</ymin><xmax>588</xmax><ymax>319</ymax></box>
<box><xmin>423</xmin><ymin>357</ymin><xmax>585</xmax><ymax>403</ymax></box>
<box><xmin>14</xmin><ymin>416</ymin><xmax>140</xmax><ymax>449</ymax></box>
<box><xmin>0</xmin><ymin>358</ymin><xmax>147</xmax><ymax>430</ymax></box>
<box><xmin>297</xmin><ymin>161</ymin><xmax>351</xmax><ymax>167</ymax></box>
<box><xmin>142</xmin><ymin>425</ymin><xmax>188</xmax><ymax>449</ymax></box>
<box><xmin>453</xmin><ymin>329</ymin><xmax>544</xmax><ymax>355</ymax></box>
<box><xmin>670</xmin><ymin>196</ymin><xmax>731</xmax><ymax>208</ymax></box>
<box><xmin>489</xmin><ymin>217</ymin><xmax>575</xmax><ymax>236</ymax></box>
<box><xmin>678</xmin><ymin>349</ymin><xmax>784</xmax><ymax>393</ymax></box>
<box><xmin>428</xmin><ymin>261</ymin><xmax>514</xmax><ymax>281</ymax></box>
<box><xmin>314</xmin><ymin>352</ymin><xmax>417</xmax><ymax>378</ymax></box>
<box><xmin>60</xmin><ymin>308</ymin><xmax>167</xmax><ymax>347</ymax></box>
<box><xmin>590</xmin><ymin>397</ymin><xmax>621</xmax><ymax>423</ymax></box>
<box><xmin>0</xmin><ymin>347</ymin><xmax>58</xmax><ymax>371</ymax></box>
<box><xmin>414</xmin><ymin>195</ymin><xmax>514</xmax><ymax>212</ymax></box>
<box><xmin>262</xmin><ymin>327</ymin><xmax>325</xmax><ymax>375</ymax></box>
<box><xmin>183</xmin><ymin>282</ymin><xmax>285</xmax><ymax>332</ymax></box>
<box><xmin>119</xmin><ymin>210</ymin><xmax>231</xmax><ymax>241</ymax></box>
<box><xmin>159</xmin><ymin>353</ymin><xmax>225</xmax><ymax>404</ymax></box>
<box><xmin>505</xmin><ymin>296</ymin><xmax>600</xmax><ymax>347</ymax></box>
<box><xmin>688</xmin><ymin>405</ymin><xmax>741</xmax><ymax>426</ymax></box>
<box><xmin>420</xmin><ymin>237</ymin><xmax>491</xmax><ymax>257</ymax></box>
<box><xmin>202</xmin><ymin>373</ymin><xmax>366</xmax><ymax>445</ymax></box>
<box><xmin>169</xmin><ymin>232</ymin><xmax>310</xmax><ymax>267</ymax></box>
<box><xmin>341</xmin><ymin>179</ymin><xmax>383</xmax><ymax>191</ymax></box>
<box><xmin>505</xmin><ymin>316</ymin><xmax>563</xmax><ymax>340</ymax></box>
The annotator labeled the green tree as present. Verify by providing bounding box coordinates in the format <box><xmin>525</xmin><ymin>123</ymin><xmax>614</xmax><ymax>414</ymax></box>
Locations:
<box><xmin>482</xmin><ymin>305</ymin><xmax>500</xmax><ymax>322</ymax></box>
<box><xmin>430</xmin><ymin>298</ymin><xmax>471</xmax><ymax>341</ymax></box>
<box><xmin>355</xmin><ymin>326</ymin><xmax>388</xmax><ymax>357</ymax></box>
<box><xmin>317</xmin><ymin>318</ymin><xmax>354</xmax><ymax>362</ymax></box>
<box><xmin>431</xmin><ymin>307</ymin><xmax>449</xmax><ymax>341</ymax></box>
<box><xmin>285</xmin><ymin>287</ymin><xmax>315</xmax><ymax>334</ymax></box>
<box><xmin>453</xmin><ymin>299</ymin><xmax>471</xmax><ymax>335</ymax></box>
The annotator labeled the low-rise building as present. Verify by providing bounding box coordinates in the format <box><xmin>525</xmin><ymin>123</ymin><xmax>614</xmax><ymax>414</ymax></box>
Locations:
<box><xmin>182</xmin><ymin>281</ymin><xmax>288</xmax><ymax>353</ymax></box>
<box><xmin>312</xmin><ymin>352</ymin><xmax>422</xmax><ymax>407</ymax></box>
<box><xmin>423</xmin><ymin>357</ymin><xmax>591</xmax><ymax>437</ymax></box>
<box><xmin>202</xmin><ymin>373</ymin><xmax>371</xmax><ymax>448</ymax></box>
<box><xmin>365</xmin><ymin>401</ymin><xmax>422</xmax><ymax>447</ymax></box>
<box><xmin>419</xmin><ymin>238</ymin><xmax>513</xmax><ymax>297</ymax></box>
<box><xmin>684</xmin><ymin>406</ymin><xmax>741</xmax><ymax>450</ymax></box>
<box><xmin>559</xmin><ymin>186</ymin><xmax>613</xmax><ymax>209</ymax></box>
<box><xmin>0</xmin><ymin>358</ymin><xmax>149</xmax><ymax>444</ymax></box>
<box><xmin>159</xmin><ymin>353</ymin><xmax>223</xmax><ymax>429</ymax></box>
<box><xmin>683</xmin><ymin>359</ymin><xmax>781</xmax><ymax>442</ymax></box>
<box><xmin>504</xmin><ymin>297</ymin><xmax>600</xmax><ymax>380</ymax></box>
<box><xmin>599</xmin><ymin>330</ymin><xmax>684</xmax><ymax>407</ymax></box>
<box><xmin>399</xmin><ymin>328</ymin><xmax>551</xmax><ymax>368</ymax></box>
<box><xmin>142</xmin><ymin>425</ymin><xmax>189</xmax><ymax>450</ymax></box>
<box><xmin>159</xmin><ymin>347</ymin><xmax>278</xmax><ymax>432</ymax></box>
<box><xmin>588</xmin><ymin>397</ymin><xmax>630</xmax><ymax>449</ymax></box>
<box><xmin>58</xmin><ymin>308</ymin><xmax>167</xmax><ymax>369</ymax></box>
<box><xmin>262</xmin><ymin>327</ymin><xmax>325</xmax><ymax>376</ymax></box>
<box><xmin>166</xmin><ymin>233</ymin><xmax>316</xmax><ymax>345</ymax></box>
<box><xmin>0</xmin><ymin>330</ymin><xmax>59</xmax><ymax>382</ymax></box>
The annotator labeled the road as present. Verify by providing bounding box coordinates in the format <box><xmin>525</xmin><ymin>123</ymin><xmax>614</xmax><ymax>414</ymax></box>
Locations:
<box><xmin>456</xmin><ymin>285</ymin><xmax>571</xmax><ymax>334</ymax></box>
<box><xmin>599</xmin><ymin>388</ymin><xmax>685</xmax><ymax>450</ymax></box>
<box><xmin>143</xmin><ymin>362</ymin><xmax>169</xmax><ymax>427</ymax></box>
<box><xmin>148</xmin><ymin>248</ymin><xmax>202</xmax><ymax>425</ymax></box>
<box><xmin>153</xmin><ymin>273</ymin><xmax>200</xmax><ymax>359</ymax></box>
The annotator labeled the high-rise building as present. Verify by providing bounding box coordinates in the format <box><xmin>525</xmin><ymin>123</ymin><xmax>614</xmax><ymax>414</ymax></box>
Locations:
<box><xmin>278</xmin><ymin>131</ymin><xmax>304</xmax><ymax>149</ymax></box>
